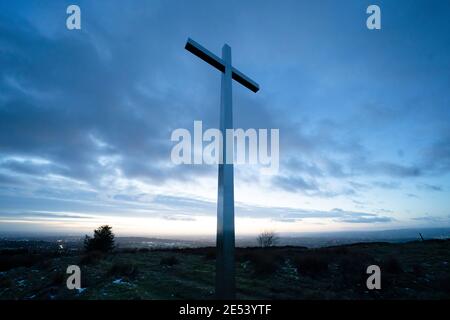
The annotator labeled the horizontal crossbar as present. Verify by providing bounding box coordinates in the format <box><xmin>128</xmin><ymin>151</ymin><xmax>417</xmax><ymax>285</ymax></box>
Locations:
<box><xmin>185</xmin><ymin>38</ymin><xmax>259</xmax><ymax>93</ymax></box>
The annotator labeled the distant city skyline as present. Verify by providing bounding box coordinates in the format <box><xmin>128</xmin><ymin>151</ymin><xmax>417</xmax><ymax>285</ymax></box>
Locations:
<box><xmin>0</xmin><ymin>0</ymin><xmax>449</xmax><ymax>236</ymax></box>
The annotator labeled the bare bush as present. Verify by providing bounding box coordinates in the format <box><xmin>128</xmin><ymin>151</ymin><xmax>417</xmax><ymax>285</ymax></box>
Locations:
<box><xmin>257</xmin><ymin>230</ymin><xmax>279</xmax><ymax>248</ymax></box>
<box><xmin>160</xmin><ymin>256</ymin><xmax>179</xmax><ymax>266</ymax></box>
<box><xmin>247</xmin><ymin>251</ymin><xmax>281</xmax><ymax>276</ymax></box>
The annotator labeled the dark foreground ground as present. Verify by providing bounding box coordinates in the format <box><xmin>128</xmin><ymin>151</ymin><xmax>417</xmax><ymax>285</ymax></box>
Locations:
<box><xmin>0</xmin><ymin>239</ymin><xmax>449</xmax><ymax>299</ymax></box>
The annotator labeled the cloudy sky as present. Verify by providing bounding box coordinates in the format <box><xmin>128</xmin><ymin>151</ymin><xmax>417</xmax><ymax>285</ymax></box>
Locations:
<box><xmin>0</xmin><ymin>0</ymin><xmax>449</xmax><ymax>237</ymax></box>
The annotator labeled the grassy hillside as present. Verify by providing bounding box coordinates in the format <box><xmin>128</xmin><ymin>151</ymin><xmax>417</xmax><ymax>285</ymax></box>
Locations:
<box><xmin>1</xmin><ymin>240</ymin><xmax>449</xmax><ymax>300</ymax></box>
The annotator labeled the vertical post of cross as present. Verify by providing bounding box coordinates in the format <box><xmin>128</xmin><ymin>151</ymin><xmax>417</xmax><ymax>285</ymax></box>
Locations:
<box><xmin>216</xmin><ymin>43</ymin><xmax>235</xmax><ymax>299</ymax></box>
<box><xmin>184</xmin><ymin>38</ymin><xmax>259</xmax><ymax>300</ymax></box>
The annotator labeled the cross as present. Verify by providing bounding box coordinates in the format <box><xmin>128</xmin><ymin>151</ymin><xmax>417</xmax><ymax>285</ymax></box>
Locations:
<box><xmin>185</xmin><ymin>38</ymin><xmax>259</xmax><ymax>299</ymax></box>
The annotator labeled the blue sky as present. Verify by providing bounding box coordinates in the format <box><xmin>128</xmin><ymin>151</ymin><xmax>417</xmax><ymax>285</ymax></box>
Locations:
<box><xmin>0</xmin><ymin>0</ymin><xmax>449</xmax><ymax>236</ymax></box>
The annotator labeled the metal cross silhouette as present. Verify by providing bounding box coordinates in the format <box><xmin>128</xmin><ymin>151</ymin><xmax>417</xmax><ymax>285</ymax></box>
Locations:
<box><xmin>185</xmin><ymin>38</ymin><xmax>259</xmax><ymax>299</ymax></box>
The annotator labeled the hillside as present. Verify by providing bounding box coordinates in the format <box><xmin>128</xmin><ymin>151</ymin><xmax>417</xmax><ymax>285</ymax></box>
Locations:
<box><xmin>1</xmin><ymin>240</ymin><xmax>449</xmax><ymax>300</ymax></box>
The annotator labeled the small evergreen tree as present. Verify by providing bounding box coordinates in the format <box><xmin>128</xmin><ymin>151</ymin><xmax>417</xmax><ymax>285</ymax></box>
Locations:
<box><xmin>84</xmin><ymin>225</ymin><xmax>115</xmax><ymax>253</ymax></box>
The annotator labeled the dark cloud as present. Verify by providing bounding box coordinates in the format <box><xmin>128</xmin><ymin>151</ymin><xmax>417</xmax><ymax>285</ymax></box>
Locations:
<box><xmin>368</xmin><ymin>162</ymin><xmax>421</xmax><ymax>178</ymax></box>
<box><xmin>423</xmin><ymin>135</ymin><xmax>450</xmax><ymax>175</ymax></box>
<box><xmin>0</xmin><ymin>158</ymin><xmax>65</xmax><ymax>176</ymax></box>
<box><xmin>412</xmin><ymin>215</ymin><xmax>450</xmax><ymax>223</ymax></box>
<box><xmin>0</xmin><ymin>172</ymin><xmax>22</xmax><ymax>185</ymax></box>
<box><xmin>339</xmin><ymin>216</ymin><xmax>393</xmax><ymax>224</ymax></box>
<box><xmin>271</xmin><ymin>174</ymin><xmax>356</xmax><ymax>198</ymax></box>
<box><xmin>372</xmin><ymin>181</ymin><xmax>401</xmax><ymax>190</ymax></box>
<box><xmin>0</xmin><ymin>4</ymin><xmax>445</xmax><ymax>191</ymax></box>
<box><xmin>238</xmin><ymin>205</ymin><xmax>392</xmax><ymax>224</ymax></box>
<box><xmin>417</xmin><ymin>183</ymin><xmax>443</xmax><ymax>192</ymax></box>
<box><xmin>271</xmin><ymin>175</ymin><xmax>318</xmax><ymax>192</ymax></box>
<box><xmin>0</xmin><ymin>12</ymin><xmax>218</xmax><ymax>189</ymax></box>
<box><xmin>152</xmin><ymin>195</ymin><xmax>215</xmax><ymax>213</ymax></box>
<box><xmin>0</xmin><ymin>211</ymin><xmax>93</xmax><ymax>220</ymax></box>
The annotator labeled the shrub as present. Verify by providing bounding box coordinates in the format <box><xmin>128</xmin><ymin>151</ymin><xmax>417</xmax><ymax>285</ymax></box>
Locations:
<box><xmin>383</xmin><ymin>256</ymin><xmax>403</xmax><ymax>274</ymax></box>
<box><xmin>247</xmin><ymin>251</ymin><xmax>281</xmax><ymax>276</ymax></box>
<box><xmin>36</xmin><ymin>259</ymin><xmax>52</xmax><ymax>270</ymax></box>
<box><xmin>257</xmin><ymin>231</ymin><xmax>279</xmax><ymax>248</ymax></box>
<box><xmin>160</xmin><ymin>256</ymin><xmax>179</xmax><ymax>266</ymax></box>
<box><xmin>323</xmin><ymin>246</ymin><xmax>349</xmax><ymax>255</ymax></box>
<box><xmin>204</xmin><ymin>248</ymin><xmax>216</xmax><ymax>260</ymax></box>
<box><xmin>79</xmin><ymin>250</ymin><xmax>104</xmax><ymax>265</ymax></box>
<box><xmin>50</xmin><ymin>271</ymin><xmax>65</xmax><ymax>286</ymax></box>
<box><xmin>0</xmin><ymin>252</ymin><xmax>52</xmax><ymax>272</ymax></box>
<box><xmin>340</xmin><ymin>253</ymin><xmax>371</xmax><ymax>275</ymax></box>
<box><xmin>294</xmin><ymin>254</ymin><xmax>329</xmax><ymax>276</ymax></box>
<box><xmin>84</xmin><ymin>225</ymin><xmax>115</xmax><ymax>253</ymax></box>
<box><xmin>412</xmin><ymin>263</ymin><xmax>425</xmax><ymax>276</ymax></box>
<box><xmin>434</xmin><ymin>275</ymin><xmax>450</xmax><ymax>293</ymax></box>
<box><xmin>0</xmin><ymin>276</ymin><xmax>12</xmax><ymax>288</ymax></box>
<box><xmin>109</xmin><ymin>262</ymin><xmax>138</xmax><ymax>278</ymax></box>
<box><xmin>120</xmin><ymin>248</ymin><xmax>138</xmax><ymax>254</ymax></box>
<box><xmin>338</xmin><ymin>254</ymin><xmax>371</xmax><ymax>289</ymax></box>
